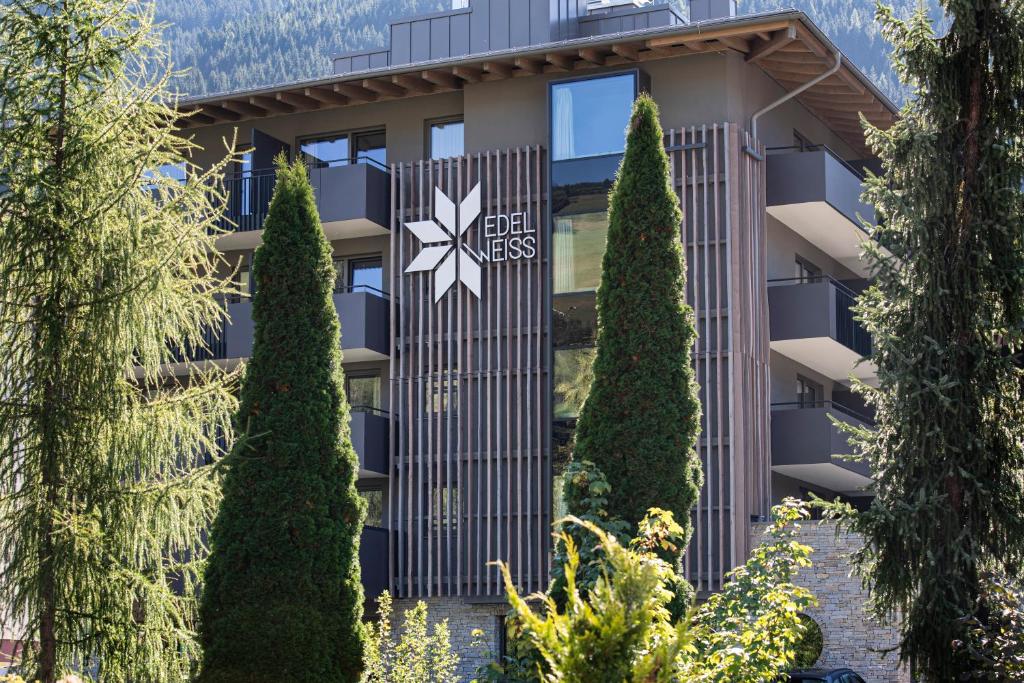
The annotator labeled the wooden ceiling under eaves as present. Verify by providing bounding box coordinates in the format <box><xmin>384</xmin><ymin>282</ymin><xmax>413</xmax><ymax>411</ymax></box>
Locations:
<box><xmin>178</xmin><ymin>16</ymin><xmax>896</xmax><ymax>156</ymax></box>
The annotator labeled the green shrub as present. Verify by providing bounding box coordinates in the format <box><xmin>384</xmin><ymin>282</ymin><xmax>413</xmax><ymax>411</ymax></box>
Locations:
<box><xmin>500</xmin><ymin>499</ymin><xmax>816</xmax><ymax>683</ymax></box>
<box><xmin>793</xmin><ymin>614</ymin><xmax>824</xmax><ymax>668</ymax></box>
<box><xmin>198</xmin><ymin>158</ymin><xmax>366</xmax><ymax>681</ymax></box>
<box><xmin>569</xmin><ymin>93</ymin><xmax>702</xmax><ymax>536</ymax></box>
<box><xmin>365</xmin><ymin>591</ymin><xmax>459</xmax><ymax>683</ymax></box>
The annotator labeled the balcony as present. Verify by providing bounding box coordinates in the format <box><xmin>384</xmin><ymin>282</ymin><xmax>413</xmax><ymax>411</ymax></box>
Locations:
<box><xmin>215</xmin><ymin>159</ymin><xmax>391</xmax><ymax>250</ymax></box>
<box><xmin>351</xmin><ymin>409</ymin><xmax>389</xmax><ymax>478</ymax></box>
<box><xmin>771</xmin><ymin>401</ymin><xmax>873</xmax><ymax>494</ymax></box>
<box><xmin>360</xmin><ymin>525</ymin><xmax>390</xmax><ymax>598</ymax></box>
<box><xmin>768</xmin><ymin>276</ymin><xmax>875</xmax><ymax>384</ymax></box>
<box><xmin>766</xmin><ymin>146</ymin><xmax>876</xmax><ymax>277</ymax></box>
<box><xmin>223</xmin><ymin>287</ymin><xmax>390</xmax><ymax>362</ymax></box>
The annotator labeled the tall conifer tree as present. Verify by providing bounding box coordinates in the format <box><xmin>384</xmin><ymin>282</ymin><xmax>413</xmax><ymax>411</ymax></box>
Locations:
<box><xmin>198</xmin><ymin>159</ymin><xmax>366</xmax><ymax>682</ymax></box>
<box><xmin>842</xmin><ymin>1</ymin><xmax>1024</xmax><ymax>679</ymax></box>
<box><xmin>568</xmin><ymin>94</ymin><xmax>703</xmax><ymax>538</ymax></box>
<box><xmin>0</xmin><ymin>2</ymin><xmax>238</xmax><ymax>681</ymax></box>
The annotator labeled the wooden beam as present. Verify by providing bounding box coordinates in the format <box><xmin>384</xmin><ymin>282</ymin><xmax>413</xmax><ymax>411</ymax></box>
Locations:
<box><xmin>422</xmin><ymin>69</ymin><xmax>460</xmax><ymax>89</ymax></box>
<box><xmin>303</xmin><ymin>87</ymin><xmax>348</xmax><ymax>106</ymax></box>
<box><xmin>746</xmin><ymin>25</ymin><xmax>797</xmax><ymax>63</ymax></box>
<box><xmin>452</xmin><ymin>66</ymin><xmax>484</xmax><ymax>83</ymax></box>
<box><xmin>611</xmin><ymin>43</ymin><xmax>640</xmax><ymax>61</ymax></box>
<box><xmin>681</xmin><ymin>39</ymin><xmax>712</xmax><ymax>52</ymax></box>
<box><xmin>514</xmin><ymin>57</ymin><xmax>545</xmax><ymax>74</ymax></box>
<box><xmin>180</xmin><ymin>111</ymin><xmax>216</xmax><ymax>127</ymax></box>
<box><xmin>482</xmin><ymin>61</ymin><xmax>513</xmax><ymax>78</ymax></box>
<box><xmin>334</xmin><ymin>83</ymin><xmax>377</xmax><ymax>102</ymax></box>
<box><xmin>393</xmin><ymin>73</ymin><xmax>434</xmax><ymax>93</ymax></box>
<box><xmin>200</xmin><ymin>104</ymin><xmax>241</xmax><ymax>122</ymax></box>
<box><xmin>220</xmin><ymin>99</ymin><xmax>267</xmax><ymax>117</ymax></box>
<box><xmin>578</xmin><ymin>47</ymin><xmax>605</xmax><ymax>65</ymax></box>
<box><xmin>717</xmin><ymin>36</ymin><xmax>750</xmax><ymax>53</ymax></box>
<box><xmin>276</xmin><ymin>91</ymin><xmax>320</xmax><ymax>110</ymax></box>
<box><xmin>545</xmin><ymin>52</ymin><xmax>576</xmax><ymax>70</ymax></box>
<box><xmin>771</xmin><ymin>77</ymin><xmax>856</xmax><ymax>96</ymax></box>
<box><xmin>362</xmin><ymin>78</ymin><xmax>405</xmax><ymax>97</ymax></box>
<box><xmin>249</xmin><ymin>95</ymin><xmax>294</xmax><ymax>114</ymax></box>
<box><xmin>645</xmin><ymin>20</ymin><xmax>792</xmax><ymax>49</ymax></box>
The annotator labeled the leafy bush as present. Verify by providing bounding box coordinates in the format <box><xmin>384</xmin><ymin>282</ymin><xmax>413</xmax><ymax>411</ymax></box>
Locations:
<box><xmin>364</xmin><ymin>591</ymin><xmax>459</xmax><ymax>683</ymax></box>
<box><xmin>500</xmin><ymin>499</ymin><xmax>815</xmax><ymax>682</ymax></box>
<box><xmin>960</xmin><ymin>573</ymin><xmax>1024</xmax><ymax>679</ymax></box>
<box><xmin>793</xmin><ymin>614</ymin><xmax>824</xmax><ymax>668</ymax></box>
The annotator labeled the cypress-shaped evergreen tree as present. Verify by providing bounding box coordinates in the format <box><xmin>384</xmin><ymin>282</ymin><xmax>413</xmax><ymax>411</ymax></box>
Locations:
<box><xmin>0</xmin><ymin>2</ymin><xmax>238</xmax><ymax>681</ymax></box>
<box><xmin>569</xmin><ymin>94</ymin><xmax>703</xmax><ymax>537</ymax></box>
<box><xmin>840</xmin><ymin>1</ymin><xmax>1024</xmax><ymax>679</ymax></box>
<box><xmin>198</xmin><ymin>159</ymin><xmax>366</xmax><ymax>682</ymax></box>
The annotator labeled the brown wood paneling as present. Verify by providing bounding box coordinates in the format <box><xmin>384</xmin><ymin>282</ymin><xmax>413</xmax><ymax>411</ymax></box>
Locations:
<box><xmin>390</xmin><ymin>147</ymin><xmax>549</xmax><ymax>598</ymax></box>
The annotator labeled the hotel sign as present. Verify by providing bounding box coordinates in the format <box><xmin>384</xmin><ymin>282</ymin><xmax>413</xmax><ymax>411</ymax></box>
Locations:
<box><xmin>404</xmin><ymin>182</ymin><xmax>537</xmax><ymax>302</ymax></box>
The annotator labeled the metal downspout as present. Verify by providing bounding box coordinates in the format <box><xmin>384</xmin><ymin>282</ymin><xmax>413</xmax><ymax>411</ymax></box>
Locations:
<box><xmin>743</xmin><ymin>47</ymin><xmax>843</xmax><ymax>159</ymax></box>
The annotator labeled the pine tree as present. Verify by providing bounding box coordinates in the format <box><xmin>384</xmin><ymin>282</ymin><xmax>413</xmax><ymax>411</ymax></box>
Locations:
<box><xmin>0</xmin><ymin>2</ymin><xmax>238</xmax><ymax>681</ymax></box>
<box><xmin>568</xmin><ymin>94</ymin><xmax>703</xmax><ymax>538</ymax></box>
<box><xmin>840</xmin><ymin>1</ymin><xmax>1024</xmax><ymax>679</ymax></box>
<box><xmin>198</xmin><ymin>159</ymin><xmax>367</xmax><ymax>682</ymax></box>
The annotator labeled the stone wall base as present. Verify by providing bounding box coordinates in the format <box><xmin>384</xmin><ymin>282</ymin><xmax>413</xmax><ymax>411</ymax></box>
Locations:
<box><xmin>390</xmin><ymin>597</ymin><xmax>506</xmax><ymax>680</ymax></box>
<box><xmin>752</xmin><ymin>520</ymin><xmax>910</xmax><ymax>683</ymax></box>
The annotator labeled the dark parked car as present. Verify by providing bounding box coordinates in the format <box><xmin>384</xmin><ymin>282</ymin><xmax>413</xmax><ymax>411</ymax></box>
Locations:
<box><xmin>789</xmin><ymin>669</ymin><xmax>867</xmax><ymax>683</ymax></box>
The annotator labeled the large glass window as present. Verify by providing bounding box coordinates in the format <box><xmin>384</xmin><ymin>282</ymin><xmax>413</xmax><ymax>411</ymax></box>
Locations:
<box><xmin>348</xmin><ymin>256</ymin><xmax>384</xmax><ymax>293</ymax></box>
<box><xmin>300</xmin><ymin>129</ymin><xmax>386</xmax><ymax>168</ymax></box>
<box><xmin>551</xmin><ymin>73</ymin><xmax>636</xmax><ymax>161</ymax></box>
<box><xmin>360</xmin><ymin>488</ymin><xmax>384</xmax><ymax>527</ymax></box>
<box><xmin>554</xmin><ymin>347</ymin><xmax>596</xmax><ymax>420</ymax></box>
<box><xmin>333</xmin><ymin>255</ymin><xmax>384</xmax><ymax>294</ymax></box>
<box><xmin>347</xmin><ymin>374</ymin><xmax>381</xmax><ymax>413</ymax></box>
<box><xmin>354</xmin><ymin>130</ymin><xmax>387</xmax><ymax>167</ymax></box>
<box><xmin>553</xmin><ymin>212</ymin><xmax>609</xmax><ymax>294</ymax></box>
<box><xmin>300</xmin><ymin>135</ymin><xmax>349</xmax><ymax>168</ymax></box>
<box><xmin>429</xmin><ymin>119</ymin><xmax>464</xmax><ymax>159</ymax></box>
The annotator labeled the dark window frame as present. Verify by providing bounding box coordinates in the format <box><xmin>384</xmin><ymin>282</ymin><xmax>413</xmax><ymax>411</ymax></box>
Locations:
<box><xmin>332</xmin><ymin>252</ymin><xmax>385</xmax><ymax>295</ymax></box>
<box><xmin>296</xmin><ymin>126</ymin><xmax>387</xmax><ymax>169</ymax></box>
<box><xmin>346</xmin><ymin>371</ymin><xmax>383</xmax><ymax>413</ymax></box>
<box><xmin>547</xmin><ymin>68</ymin><xmax>649</xmax><ymax>163</ymax></box>
<box><xmin>426</xmin><ymin>115</ymin><xmax>465</xmax><ymax>160</ymax></box>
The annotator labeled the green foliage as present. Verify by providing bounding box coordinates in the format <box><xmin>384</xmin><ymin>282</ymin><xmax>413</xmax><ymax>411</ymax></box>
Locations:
<box><xmin>549</xmin><ymin>460</ymin><xmax>630</xmax><ymax>607</ymax></box>
<box><xmin>0</xmin><ymin>1</ymin><xmax>238</xmax><ymax>681</ymax></box>
<box><xmin>364</xmin><ymin>591</ymin><xmax>459</xmax><ymax>683</ymax></box>
<box><xmin>682</xmin><ymin>499</ymin><xmax>815</xmax><ymax>681</ymax></box>
<box><xmin>829</xmin><ymin>0</ymin><xmax>1024</xmax><ymax>679</ymax></box>
<box><xmin>960</xmin><ymin>573</ymin><xmax>1024</xmax><ymax>680</ymax></box>
<box><xmin>198</xmin><ymin>159</ymin><xmax>366</xmax><ymax>682</ymax></box>
<box><xmin>792</xmin><ymin>614</ymin><xmax>824</xmax><ymax>668</ymax></box>
<box><xmin>569</xmin><ymin>93</ymin><xmax>703</xmax><ymax>541</ymax></box>
<box><xmin>500</xmin><ymin>500</ymin><xmax>815</xmax><ymax>683</ymax></box>
<box><xmin>470</xmin><ymin>617</ymin><xmax>540</xmax><ymax>683</ymax></box>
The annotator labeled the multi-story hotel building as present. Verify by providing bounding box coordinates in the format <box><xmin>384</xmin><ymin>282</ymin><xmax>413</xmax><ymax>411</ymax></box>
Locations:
<box><xmin>175</xmin><ymin>0</ymin><xmax>899</xmax><ymax>677</ymax></box>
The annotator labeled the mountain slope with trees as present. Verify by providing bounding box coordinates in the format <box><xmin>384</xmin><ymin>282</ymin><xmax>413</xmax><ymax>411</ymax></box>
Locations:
<box><xmin>155</xmin><ymin>0</ymin><xmax>940</xmax><ymax>103</ymax></box>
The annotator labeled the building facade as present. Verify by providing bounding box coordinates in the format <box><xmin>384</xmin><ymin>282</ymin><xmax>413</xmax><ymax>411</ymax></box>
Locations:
<box><xmin>177</xmin><ymin>0</ymin><xmax>898</xmax><ymax>677</ymax></box>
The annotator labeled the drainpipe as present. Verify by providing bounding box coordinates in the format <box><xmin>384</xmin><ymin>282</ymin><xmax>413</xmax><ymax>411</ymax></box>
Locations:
<box><xmin>744</xmin><ymin>47</ymin><xmax>842</xmax><ymax>159</ymax></box>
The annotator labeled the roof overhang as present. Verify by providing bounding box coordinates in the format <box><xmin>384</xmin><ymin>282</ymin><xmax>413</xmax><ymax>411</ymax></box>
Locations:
<box><xmin>175</xmin><ymin>10</ymin><xmax>897</xmax><ymax>155</ymax></box>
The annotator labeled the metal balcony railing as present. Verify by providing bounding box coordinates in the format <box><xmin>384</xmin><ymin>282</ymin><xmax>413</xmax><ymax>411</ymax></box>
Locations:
<box><xmin>168</xmin><ymin>320</ymin><xmax>227</xmax><ymax>363</ymax></box>
<box><xmin>214</xmin><ymin>156</ymin><xmax>390</xmax><ymax>234</ymax></box>
<box><xmin>770</xmin><ymin>400</ymin><xmax>874</xmax><ymax>425</ymax></box>
<box><xmin>768</xmin><ymin>275</ymin><xmax>872</xmax><ymax>357</ymax></box>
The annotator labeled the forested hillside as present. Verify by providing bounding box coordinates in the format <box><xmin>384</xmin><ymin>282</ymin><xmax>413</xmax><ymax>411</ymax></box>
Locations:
<box><xmin>155</xmin><ymin>0</ymin><xmax>940</xmax><ymax>102</ymax></box>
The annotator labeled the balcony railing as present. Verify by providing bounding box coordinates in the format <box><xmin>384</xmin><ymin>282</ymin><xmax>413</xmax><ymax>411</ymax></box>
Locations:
<box><xmin>768</xmin><ymin>276</ymin><xmax>872</xmax><ymax>357</ymax></box>
<box><xmin>766</xmin><ymin>144</ymin><xmax>867</xmax><ymax>182</ymax></box>
<box><xmin>770</xmin><ymin>399</ymin><xmax>874</xmax><ymax>425</ymax></box>
<box><xmin>168</xmin><ymin>320</ymin><xmax>227</xmax><ymax>363</ymax></box>
<box><xmin>214</xmin><ymin>156</ymin><xmax>390</xmax><ymax>235</ymax></box>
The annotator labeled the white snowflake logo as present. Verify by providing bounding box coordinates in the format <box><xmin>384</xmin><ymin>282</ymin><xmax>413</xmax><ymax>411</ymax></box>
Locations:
<box><xmin>404</xmin><ymin>183</ymin><xmax>483</xmax><ymax>302</ymax></box>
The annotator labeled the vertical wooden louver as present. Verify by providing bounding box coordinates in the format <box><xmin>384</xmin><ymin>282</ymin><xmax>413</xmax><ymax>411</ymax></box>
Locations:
<box><xmin>666</xmin><ymin>124</ymin><xmax>771</xmax><ymax>593</ymax></box>
<box><xmin>390</xmin><ymin>146</ymin><xmax>550</xmax><ymax>599</ymax></box>
<box><xmin>389</xmin><ymin>129</ymin><xmax>769</xmax><ymax>598</ymax></box>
